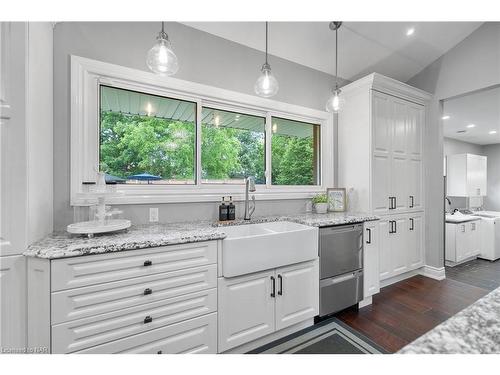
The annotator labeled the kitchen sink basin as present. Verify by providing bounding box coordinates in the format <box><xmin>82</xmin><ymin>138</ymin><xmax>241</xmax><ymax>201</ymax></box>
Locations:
<box><xmin>221</xmin><ymin>221</ymin><xmax>319</xmax><ymax>277</ymax></box>
<box><xmin>445</xmin><ymin>214</ymin><xmax>480</xmax><ymax>223</ymax></box>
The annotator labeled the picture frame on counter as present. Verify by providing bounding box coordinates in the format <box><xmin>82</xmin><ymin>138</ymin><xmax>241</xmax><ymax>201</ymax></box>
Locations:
<box><xmin>327</xmin><ymin>188</ymin><xmax>346</xmax><ymax>212</ymax></box>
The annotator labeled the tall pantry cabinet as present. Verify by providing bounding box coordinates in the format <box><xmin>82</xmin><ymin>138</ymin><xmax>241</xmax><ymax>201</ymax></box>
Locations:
<box><xmin>338</xmin><ymin>73</ymin><xmax>431</xmax><ymax>284</ymax></box>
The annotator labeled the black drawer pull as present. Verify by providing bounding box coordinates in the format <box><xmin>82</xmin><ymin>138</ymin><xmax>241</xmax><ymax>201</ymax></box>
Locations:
<box><xmin>157</xmin><ymin>351</ymin><xmax>162</xmax><ymax>354</ymax></box>
<box><xmin>144</xmin><ymin>315</ymin><xmax>153</xmax><ymax>324</ymax></box>
<box><xmin>143</xmin><ymin>288</ymin><xmax>153</xmax><ymax>295</ymax></box>
<box><xmin>143</xmin><ymin>260</ymin><xmax>152</xmax><ymax>267</ymax></box>
<box><xmin>366</xmin><ymin>228</ymin><xmax>372</xmax><ymax>244</ymax></box>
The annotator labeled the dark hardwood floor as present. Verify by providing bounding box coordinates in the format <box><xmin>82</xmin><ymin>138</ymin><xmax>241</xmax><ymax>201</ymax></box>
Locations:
<box><xmin>335</xmin><ymin>260</ymin><xmax>500</xmax><ymax>353</ymax></box>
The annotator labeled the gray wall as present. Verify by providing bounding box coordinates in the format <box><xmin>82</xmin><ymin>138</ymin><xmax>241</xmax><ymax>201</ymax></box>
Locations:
<box><xmin>443</xmin><ymin>137</ymin><xmax>483</xmax><ymax>156</ymax></box>
<box><xmin>53</xmin><ymin>22</ymin><xmax>344</xmax><ymax>230</ymax></box>
<box><xmin>482</xmin><ymin>144</ymin><xmax>500</xmax><ymax>211</ymax></box>
<box><xmin>408</xmin><ymin>22</ymin><xmax>500</xmax><ymax>268</ymax></box>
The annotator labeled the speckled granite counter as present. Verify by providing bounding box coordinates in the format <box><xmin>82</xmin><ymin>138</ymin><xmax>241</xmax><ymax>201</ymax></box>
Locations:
<box><xmin>24</xmin><ymin>212</ymin><xmax>379</xmax><ymax>260</ymax></box>
<box><xmin>399</xmin><ymin>286</ymin><xmax>500</xmax><ymax>354</ymax></box>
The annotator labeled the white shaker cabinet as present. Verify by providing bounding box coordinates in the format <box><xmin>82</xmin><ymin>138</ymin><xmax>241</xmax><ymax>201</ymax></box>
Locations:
<box><xmin>0</xmin><ymin>256</ymin><xmax>27</xmax><ymax>351</ymax></box>
<box><xmin>339</xmin><ymin>74</ymin><xmax>429</xmax><ymax>216</ymax></box>
<box><xmin>275</xmin><ymin>261</ymin><xmax>319</xmax><ymax>331</ymax></box>
<box><xmin>447</xmin><ymin>153</ymin><xmax>487</xmax><ymax>197</ymax></box>
<box><xmin>218</xmin><ymin>259</ymin><xmax>319</xmax><ymax>352</ymax></box>
<box><xmin>378</xmin><ymin>213</ymin><xmax>425</xmax><ymax>281</ymax></box>
<box><xmin>446</xmin><ymin>220</ymin><xmax>481</xmax><ymax>265</ymax></box>
<box><xmin>217</xmin><ymin>270</ymin><xmax>276</xmax><ymax>352</ymax></box>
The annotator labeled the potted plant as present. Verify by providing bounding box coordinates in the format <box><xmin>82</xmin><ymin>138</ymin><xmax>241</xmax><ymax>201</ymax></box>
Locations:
<box><xmin>312</xmin><ymin>193</ymin><xmax>329</xmax><ymax>214</ymax></box>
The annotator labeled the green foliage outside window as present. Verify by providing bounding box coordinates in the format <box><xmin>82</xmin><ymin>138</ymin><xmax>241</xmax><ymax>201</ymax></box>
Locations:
<box><xmin>99</xmin><ymin>111</ymin><xmax>317</xmax><ymax>185</ymax></box>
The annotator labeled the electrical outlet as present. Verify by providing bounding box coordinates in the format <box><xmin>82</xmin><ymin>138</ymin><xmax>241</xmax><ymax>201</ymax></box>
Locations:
<box><xmin>149</xmin><ymin>207</ymin><xmax>159</xmax><ymax>222</ymax></box>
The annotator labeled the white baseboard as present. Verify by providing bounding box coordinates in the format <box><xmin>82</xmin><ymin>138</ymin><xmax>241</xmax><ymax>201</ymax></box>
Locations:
<box><xmin>359</xmin><ymin>296</ymin><xmax>372</xmax><ymax>308</ymax></box>
<box><xmin>419</xmin><ymin>265</ymin><xmax>446</xmax><ymax>280</ymax></box>
<box><xmin>380</xmin><ymin>269</ymin><xmax>421</xmax><ymax>288</ymax></box>
<box><xmin>221</xmin><ymin>318</ymin><xmax>314</xmax><ymax>354</ymax></box>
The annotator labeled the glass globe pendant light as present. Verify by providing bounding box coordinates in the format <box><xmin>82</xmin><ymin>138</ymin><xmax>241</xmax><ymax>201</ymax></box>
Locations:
<box><xmin>146</xmin><ymin>22</ymin><xmax>179</xmax><ymax>76</ymax></box>
<box><xmin>326</xmin><ymin>22</ymin><xmax>342</xmax><ymax>113</ymax></box>
<box><xmin>254</xmin><ymin>22</ymin><xmax>279</xmax><ymax>98</ymax></box>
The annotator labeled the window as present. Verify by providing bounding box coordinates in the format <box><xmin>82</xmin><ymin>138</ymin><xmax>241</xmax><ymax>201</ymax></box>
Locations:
<box><xmin>99</xmin><ymin>86</ymin><xmax>196</xmax><ymax>185</ymax></box>
<box><xmin>201</xmin><ymin>108</ymin><xmax>265</xmax><ymax>184</ymax></box>
<box><xmin>72</xmin><ymin>57</ymin><xmax>333</xmax><ymax>205</ymax></box>
<box><xmin>271</xmin><ymin>117</ymin><xmax>320</xmax><ymax>186</ymax></box>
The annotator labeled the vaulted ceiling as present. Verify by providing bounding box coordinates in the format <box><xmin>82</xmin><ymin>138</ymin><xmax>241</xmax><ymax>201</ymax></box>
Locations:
<box><xmin>183</xmin><ymin>22</ymin><xmax>483</xmax><ymax>82</ymax></box>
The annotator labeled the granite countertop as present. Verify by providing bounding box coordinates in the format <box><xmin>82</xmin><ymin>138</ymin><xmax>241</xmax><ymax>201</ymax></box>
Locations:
<box><xmin>398</xmin><ymin>286</ymin><xmax>500</xmax><ymax>354</ymax></box>
<box><xmin>24</xmin><ymin>211</ymin><xmax>379</xmax><ymax>260</ymax></box>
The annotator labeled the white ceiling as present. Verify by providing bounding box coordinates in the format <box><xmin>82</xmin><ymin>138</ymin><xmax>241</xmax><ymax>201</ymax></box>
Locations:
<box><xmin>183</xmin><ymin>22</ymin><xmax>482</xmax><ymax>82</ymax></box>
<box><xmin>443</xmin><ymin>86</ymin><xmax>500</xmax><ymax>145</ymax></box>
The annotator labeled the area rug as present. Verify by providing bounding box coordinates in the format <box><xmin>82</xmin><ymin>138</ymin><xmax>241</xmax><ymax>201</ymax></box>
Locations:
<box><xmin>250</xmin><ymin>318</ymin><xmax>386</xmax><ymax>354</ymax></box>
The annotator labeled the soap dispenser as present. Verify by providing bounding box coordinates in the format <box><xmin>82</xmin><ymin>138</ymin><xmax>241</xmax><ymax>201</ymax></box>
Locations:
<box><xmin>228</xmin><ymin>196</ymin><xmax>236</xmax><ymax>221</ymax></box>
<box><xmin>219</xmin><ymin>197</ymin><xmax>228</xmax><ymax>221</ymax></box>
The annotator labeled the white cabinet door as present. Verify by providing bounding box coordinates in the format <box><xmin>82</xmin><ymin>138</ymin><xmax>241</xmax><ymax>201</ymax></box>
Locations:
<box><xmin>466</xmin><ymin>154</ymin><xmax>487</xmax><ymax>196</ymax></box>
<box><xmin>408</xmin><ymin>157</ymin><xmax>423</xmax><ymax>210</ymax></box>
<box><xmin>363</xmin><ymin>222</ymin><xmax>380</xmax><ymax>298</ymax></box>
<box><xmin>455</xmin><ymin>223</ymin><xmax>467</xmax><ymax>262</ymax></box>
<box><xmin>407</xmin><ymin>103</ymin><xmax>424</xmax><ymax>158</ymax></box>
<box><xmin>391</xmin><ymin>98</ymin><xmax>408</xmax><ymax>157</ymax></box>
<box><xmin>218</xmin><ymin>270</ymin><xmax>275</xmax><ymax>352</ymax></box>
<box><xmin>378</xmin><ymin>219</ymin><xmax>391</xmax><ymax>280</ymax></box>
<box><xmin>407</xmin><ymin>214</ymin><xmax>424</xmax><ymax>269</ymax></box>
<box><xmin>469</xmin><ymin>221</ymin><xmax>481</xmax><ymax>256</ymax></box>
<box><xmin>0</xmin><ymin>255</ymin><xmax>27</xmax><ymax>350</ymax></box>
<box><xmin>372</xmin><ymin>91</ymin><xmax>392</xmax><ymax>155</ymax></box>
<box><xmin>275</xmin><ymin>260</ymin><xmax>319</xmax><ymax>331</ymax></box>
<box><xmin>372</xmin><ymin>153</ymin><xmax>391</xmax><ymax>214</ymax></box>
<box><xmin>390</xmin><ymin>217</ymin><xmax>409</xmax><ymax>276</ymax></box>
<box><xmin>391</xmin><ymin>155</ymin><xmax>408</xmax><ymax>212</ymax></box>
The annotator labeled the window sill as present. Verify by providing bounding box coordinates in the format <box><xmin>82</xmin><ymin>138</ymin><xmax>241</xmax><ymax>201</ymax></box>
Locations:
<box><xmin>71</xmin><ymin>186</ymin><xmax>325</xmax><ymax>206</ymax></box>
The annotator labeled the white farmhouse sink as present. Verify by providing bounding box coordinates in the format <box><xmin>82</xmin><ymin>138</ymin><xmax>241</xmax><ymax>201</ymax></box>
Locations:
<box><xmin>221</xmin><ymin>221</ymin><xmax>318</xmax><ymax>277</ymax></box>
<box><xmin>445</xmin><ymin>213</ymin><xmax>480</xmax><ymax>223</ymax></box>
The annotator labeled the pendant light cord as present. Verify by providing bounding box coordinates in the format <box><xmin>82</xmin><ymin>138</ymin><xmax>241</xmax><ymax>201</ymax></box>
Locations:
<box><xmin>335</xmin><ymin>25</ymin><xmax>338</xmax><ymax>88</ymax></box>
<box><xmin>265</xmin><ymin>21</ymin><xmax>269</xmax><ymax>65</ymax></box>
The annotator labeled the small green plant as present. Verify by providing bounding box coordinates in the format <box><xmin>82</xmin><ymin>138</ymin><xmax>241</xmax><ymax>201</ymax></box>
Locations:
<box><xmin>312</xmin><ymin>193</ymin><xmax>328</xmax><ymax>204</ymax></box>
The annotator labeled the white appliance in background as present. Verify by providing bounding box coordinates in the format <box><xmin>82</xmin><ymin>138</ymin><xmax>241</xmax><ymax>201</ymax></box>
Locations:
<box><xmin>473</xmin><ymin>211</ymin><xmax>500</xmax><ymax>261</ymax></box>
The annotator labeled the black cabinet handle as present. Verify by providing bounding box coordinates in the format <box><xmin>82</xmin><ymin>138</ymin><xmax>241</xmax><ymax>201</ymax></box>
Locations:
<box><xmin>409</xmin><ymin>218</ymin><xmax>414</xmax><ymax>231</ymax></box>
<box><xmin>143</xmin><ymin>260</ymin><xmax>152</xmax><ymax>267</ymax></box>
<box><xmin>393</xmin><ymin>197</ymin><xmax>397</xmax><ymax>209</ymax></box>
<box><xmin>394</xmin><ymin>221</ymin><xmax>397</xmax><ymax>233</ymax></box>
<box><xmin>410</xmin><ymin>195</ymin><xmax>414</xmax><ymax>208</ymax></box>
<box><xmin>366</xmin><ymin>228</ymin><xmax>372</xmax><ymax>244</ymax></box>
<box><xmin>389</xmin><ymin>220</ymin><xmax>397</xmax><ymax>234</ymax></box>
<box><xmin>144</xmin><ymin>315</ymin><xmax>153</xmax><ymax>324</ymax></box>
<box><xmin>278</xmin><ymin>274</ymin><xmax>283</xmax><ymax>296</ymax></box>
<box><xmin>143</xmin><ymin>288</ymin><xmax>153</xmax><ymax>295</ymax></box>
<box><xmin>270</xmin><ymin>276</ymin><xmax>276</xmax><ymax>298</ymax></box>
<box><xmin>389</xmin><ymin>197</ymin><xmax>393</xmax><ymax>209</ymax></box>
<box><xmin>157</xmin><ymin>351</ymin><xmax>162</xmax><ymax>354</ymax></box>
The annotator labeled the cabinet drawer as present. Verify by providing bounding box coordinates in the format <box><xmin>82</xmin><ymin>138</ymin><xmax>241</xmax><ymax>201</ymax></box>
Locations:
<box><xmin>75</xmin><ymin>313</ymin><xmax>217</xmax><ymax>354</ymax></box>
<box><xmin>51</xmin><ymin>264</ymin><xmax>217</xmax><ymax>324</ymax></box>
<box><xmin>51</xmin><ymin>241</ymin><xmax>217</xmax><ymax>291</ymax></box>
<box><xmin>52</xmin><ymin>288</ymin><xmax>217</xmax><ymax>353</ymax></box>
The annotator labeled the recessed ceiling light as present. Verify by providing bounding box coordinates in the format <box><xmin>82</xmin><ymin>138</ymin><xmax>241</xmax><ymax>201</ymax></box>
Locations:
<box><xmin>406</xmin><ymin>28</ymin><xmax>415</xmax><ymax>36</ymax></box>
<box><xmin>489</xmin><ymin>130</ymin><xmax>497</xmax><ymax>135</ymax></box>
<box><xmin>467</xmin><ymin>124</ymin><xmax>476</xmax><ymax>128</ymax></box>
<box><xmin>442</xmin><ymin>115</ymin><xmax>450</xmax><ymax>120</ymax></box>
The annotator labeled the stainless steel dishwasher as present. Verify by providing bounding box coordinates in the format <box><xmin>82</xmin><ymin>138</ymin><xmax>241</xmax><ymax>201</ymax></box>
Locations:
<box><xmin>318</xmin><ymin>223</ymin><xmax>364</xmax><ymax>317</ymax></box>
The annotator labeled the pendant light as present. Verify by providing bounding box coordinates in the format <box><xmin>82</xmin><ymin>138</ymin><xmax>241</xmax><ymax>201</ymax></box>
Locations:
<box><xmin>326</xmin><ymin>22</ymin><xmax>342</xmax><ymax>113</ymax></box>
<box><xmin>146</xmin><ymin>22</ymin><xmax>179</xmax><ymax>76</ymax></box>
<box><xmin>254</xmin><ymin>22</ymin><xmax>279</xmax><ymax>98</ymax></box>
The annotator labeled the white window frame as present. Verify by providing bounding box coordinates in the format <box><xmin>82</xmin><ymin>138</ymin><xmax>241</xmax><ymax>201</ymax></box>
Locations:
<box><xmin>71</xmin><ymin>55</ymin><xmax>334</xmax><ymax>206</ymax></box>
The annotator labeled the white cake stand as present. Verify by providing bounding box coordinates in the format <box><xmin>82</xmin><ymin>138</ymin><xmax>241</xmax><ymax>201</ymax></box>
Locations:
<box><xmin>67</xmin><ymin>219</ymin><xmax>131</xmax><ymax>238</ymax></box>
